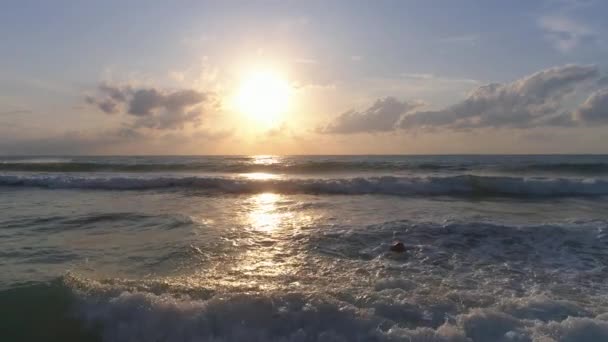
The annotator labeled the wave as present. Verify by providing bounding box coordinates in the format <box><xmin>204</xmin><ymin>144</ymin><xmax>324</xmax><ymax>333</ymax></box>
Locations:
<box><xmin>1</xmin><ymin>173</ymin><xmax>608</xmax><ymax>197</ymax></box>
<box><xmin>309</xmin><ymin>219</ymin><xmax>608</xmax><ymax>281</ymax></box>
<box><xmin>4</xmin><ymin>275</ymin><xmax>608</xmax><ymax>342</ymax></box>
<box><xmin>506</xmin><ymin>162</ymin><xmax>608</xmax><ymax>174</ymax></box>
<box><xmin>0</xmin><ymin>160</ymin><xmax>459</xmax><ymax>173</ymax></box>
<box><xmin>4</xmin><ymin>219</ymin><xmax>608</xmax><ymax>341</ymax></box>
<box><xmin>3</xmin><ymin>159</ymin><xmax>608</xmax><ymax>174</ymax></box>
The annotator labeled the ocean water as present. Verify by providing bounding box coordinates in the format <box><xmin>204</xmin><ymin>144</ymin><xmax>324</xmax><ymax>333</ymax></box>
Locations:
<box><xmin>2</xmin><ymin>155</ymin><xmax>608</xmax><ymax>342</ymax></box>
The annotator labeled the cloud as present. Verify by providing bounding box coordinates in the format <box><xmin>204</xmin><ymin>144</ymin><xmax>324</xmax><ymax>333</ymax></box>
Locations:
<box><xmin>439</xmin><ymin>34</ymin><xmax>479</xmax><ymax>46</ymax></box>
<box><xmin>99</xmin><ymin>83</ymin><xmax>128</xmax><ymax>102</ymax></box>
<box><xmin>400</xmin><ymin>73</ymin><xmax>479</xmax><ymax>84</ymax></box>
<box><xmin>573</xmin><ymin>88</ymin><xmax>608</xmax><ymax>123</ymax></box>
<box><xmin>86</xmin><ymin>95</ymin><xmax>119</xmax><ymax>114</ymax></box>
<box><xmin>0</xmin><ymin>109</ymin><xmax>32</xmax><ymax>115</ymax></box>
<box><xmin>401</xmin><ymin>73</ymin><xmax>435</xmax><ymax>80</ymax></box>
<box><xmin>319</xmin><ymin>65</ymin><xmax>604</xmax><ymax>135</ymax></box>
<box><xmin>127</xmin><ymin>88</ymin><xmax>207</xmax><ymax>120</ymax></box>
<box><xmin>539</xmin><ymin>15</ymin><xmax>595</xmax><ymax>52</ymax></box>
<box><xmin>0</xmin><ymin>129</ymin><xmax>140</xmax><ymax>155</ymax></box>
<box><xmin>0</xmin><ymin>127</ymin><xmax>231</xmax><ymax>155</ymax></box>
<box><xmin>400</xmin><ymin>64</ymin><xmax>599</xmax><ymax>130</ymax></box>
<box><xmin>259</xmin><ymin>122</ymin><xmax>304</xmax><ymax>140</ymax></box>
<box><xmin>191</xmin><ymin>129</ymin><xmax>233</xmax><ymax>141</ymax></box>
<box><xmin>85</xmin><ymin>83</ymin><xmax>210</xmax><ymax>129</ymax></box>
<box><xmin>320</xmin><ymin>97</ymin><xmax>424</xmax><ymax>134</ymax></box>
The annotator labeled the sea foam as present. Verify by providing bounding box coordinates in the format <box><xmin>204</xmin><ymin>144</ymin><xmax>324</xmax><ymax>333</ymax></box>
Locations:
<box><xmin>1</xmin><ymin>174</ymin><xmax>608</xmax><ymax>197</ymax></box>
<box><xmin>64</xmin><ymin>277</ymin><xmax>608</xmax><ymax>342</ymax></box>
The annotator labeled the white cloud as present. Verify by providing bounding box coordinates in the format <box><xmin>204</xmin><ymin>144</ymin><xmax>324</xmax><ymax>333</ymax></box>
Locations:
<box><xmin>400</xmin><ymin>73</ymin><xmax>478</xmax><ymax>84</ymax></box>
<box><xmin>539</xmin><ymin>15</ymin><xmax>594</xmax><ymax>52</ymax></box>
<box><xmin>322</xmin><ymin>65</ymin><xmax>603</xmax><ymax>135</ymax></box>
<box><xmin>439</xmin><ymin>34</ymin><xmax>479</xmax><ymax>46</ymax></box>
<box><xmin>574</xmin><ymin>88</ymin><xmax>608</xmax><ymax>123</ymax></box>
<box><xmin>401</xmin><ymin>64</ymin><xmax>599</xmax><ymax>129</ymax></box>
<box><xmin>319</xmin><ymin>97</ymin><xmax>424</xmax><ymax>134</ymax></box>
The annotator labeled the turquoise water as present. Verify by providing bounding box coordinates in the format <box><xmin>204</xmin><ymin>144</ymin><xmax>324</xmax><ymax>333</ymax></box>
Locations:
<box><xmin>2</xmin><ymin>155</ymin><xmax>608</xmax><ymax>341</ymax></box>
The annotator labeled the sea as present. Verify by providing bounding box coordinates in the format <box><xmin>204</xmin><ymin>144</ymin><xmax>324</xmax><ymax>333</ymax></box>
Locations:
<box><xmin>2</xmin><ymin>155</ymin><xmax>608</xmax><ymax>342</ymax></box>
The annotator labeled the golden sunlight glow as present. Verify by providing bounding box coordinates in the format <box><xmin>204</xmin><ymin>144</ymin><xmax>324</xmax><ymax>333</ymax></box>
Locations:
<box><xmin>252</xmin><ymin>155</ymin><xmax>280</xmax><ymax>165</ymax></box>
<box><xmin>242</xmin><ymin>172</ymin><xmax>278</xmax><ymax>180</ymax></box>
<box><xmin>249</xmin><ymin>193</ymin><xmax>282</xmax><ymax>232</ymax></box>
<box><xmin>235</xmin><ymin>70</ymin><xmax>292</xmax><ymax>125</ymax></box>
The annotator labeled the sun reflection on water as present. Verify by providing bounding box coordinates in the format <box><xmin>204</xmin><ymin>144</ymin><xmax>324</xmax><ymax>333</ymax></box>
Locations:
<box><xmin>242</xmin><ymin>172</ymin><xmax>278</xmax><ymax>180</ymax></box>
<box><xmin>252</xmin><ymin>155</ymin><xmax>280</xmax><ymax>165</ymax></box>
<box><xmin>248</xmin><ymin>193</ymin><xmax>282</xmax><ymax>232</ymax></box>
<box><xmin>187</xmin><ymin>191</ymin><xmax>322</xmax><ymax>292</ymax></box>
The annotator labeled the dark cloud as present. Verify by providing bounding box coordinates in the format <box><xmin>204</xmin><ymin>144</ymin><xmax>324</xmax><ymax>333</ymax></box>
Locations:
<box><xmin>320</xmin><ymin>97</ymin><xmax>423</xmax><ymax>134</ymax></box>
<box><xmin>114</xmin><ymin>127</ymin><xmax>146</xmax><ymax>139</ymax></box>
<box><xmin>85</xmin><ymin>83</ymin><xmax>209</xmax><ymax>129</ymax></box>
<box><xmin>85</xmin><ymin>94</ymin><xmax>120</xmax><ymax>114</ymax></box>
<box><xmin>164</xmin><ymin>90</ymin><xmax>207</xmax><ymax>112</ymax></box>
<box><xmin>98</xmin><ymin>98</ymin><xmax>119</xmax><ymax>114</ymax></box>
<box><xmin>99</xmin><ymin>83</ymin><xmax>128</xmax><ymax>102</ymax></box>
<box><xmin>129</xmin><ymin>88</ymin><xmax>164</xmax><ymax>116</ymax></box>
<box><xmin>132</xmin><ymin>108</ymin><xmax>202</xmax><ymax>130</ymax></box>
<box><xmin>574</xmin><ymin>89</ymin><xmax>608</xmax><ymax>123</ymax></box>
<box><xmin>400</xmin><ymin>64</ymin><xmax>599</xmax><ymax>130</ymax></box>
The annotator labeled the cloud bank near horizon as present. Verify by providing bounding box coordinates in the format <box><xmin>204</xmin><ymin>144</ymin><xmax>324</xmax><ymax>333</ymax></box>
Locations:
<box><xmin>5</xmin><ymin>64</ymin><xmax>608</xmax><ymax>154</ymax></box>
<box><xmin>321</xmin><ymin>64</ymin><xmax>607</xmax><ymax>134</ymax></box>
<box><xmin>319</xmin><ymin>97</ymin><xmax>424</xmax><ymax>134</ymax></box>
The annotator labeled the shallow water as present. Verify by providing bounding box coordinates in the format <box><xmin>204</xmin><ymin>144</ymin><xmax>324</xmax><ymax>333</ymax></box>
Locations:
<box><xmin>2</xmin><ymin>155</ymin><xmax>608</xmax><ymax>341</ymax></box>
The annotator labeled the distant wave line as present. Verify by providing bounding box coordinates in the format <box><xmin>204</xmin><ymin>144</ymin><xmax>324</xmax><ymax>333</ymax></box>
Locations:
<box><xmin>1</xmin><ymin>174</ymin><xmax>607</xmax><ymax>197</ymax></box>
<box><xmin>2</xmin><ymin>161</ymin><xmax>608</xmax><ymax>174</ymax></box>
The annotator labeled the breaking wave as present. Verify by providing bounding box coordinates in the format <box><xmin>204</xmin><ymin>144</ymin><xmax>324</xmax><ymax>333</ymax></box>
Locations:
<box><xmin>4</xmin><ymin>274</ymin><xmax>608</xmax><ymax>342</ymax></box>
<box><xmin>1</xmin><ymin>173</ymin><xmax>608</xmax><ymax>197</ymax></box>
<box><xmin>5</xmin><ymin>219</ymin><xmax>608</xmax><ymax>341</ymax></box>
<box><xmin>3</xmin><ymin>158</ymin><xmax>608</xmax><ymax>174</ymax></box>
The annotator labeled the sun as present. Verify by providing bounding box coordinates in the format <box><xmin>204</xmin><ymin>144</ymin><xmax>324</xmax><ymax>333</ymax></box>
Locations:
<box><xmin>234</xmin><ymin>69</ymin><xmax>292</xmax><ymax>125</ymax></box>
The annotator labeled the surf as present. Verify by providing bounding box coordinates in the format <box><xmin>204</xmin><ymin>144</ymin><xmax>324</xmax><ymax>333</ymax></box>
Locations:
<box><xmin>1</xmin><ymin>173</ymin><xmax>608</xmax><ymax>197</ymax></box>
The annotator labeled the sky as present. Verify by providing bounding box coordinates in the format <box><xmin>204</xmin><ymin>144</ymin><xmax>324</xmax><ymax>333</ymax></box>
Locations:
<box><xmin>1</xmin><ymin>0</ymin><xmax>608</xmax><ymax>155</ymax></box>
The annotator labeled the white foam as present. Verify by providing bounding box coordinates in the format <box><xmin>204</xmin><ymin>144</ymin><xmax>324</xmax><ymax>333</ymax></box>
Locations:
<box><xmin>374</xmin><ymin>277</ymin><xmax>417</xmax><ymax>291</ymax></box>
<box><xmin>1</xmin><ymin>173</ymin><xmax>608</xmax><ymax>197</ymax></box>
<box><xmin>59</xmin><ymin>214</ymin><xmax>608</xmax><ymax>342</ymax></box>
<box><xmin>68</xmin><ymin>281</ymin><xmax>608</xmax><ymax>342</ymax></box>
<box><xmin>531</xmin><ymin>316</ymin><xmax>608</xmax><ymax>341</ymax></box>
